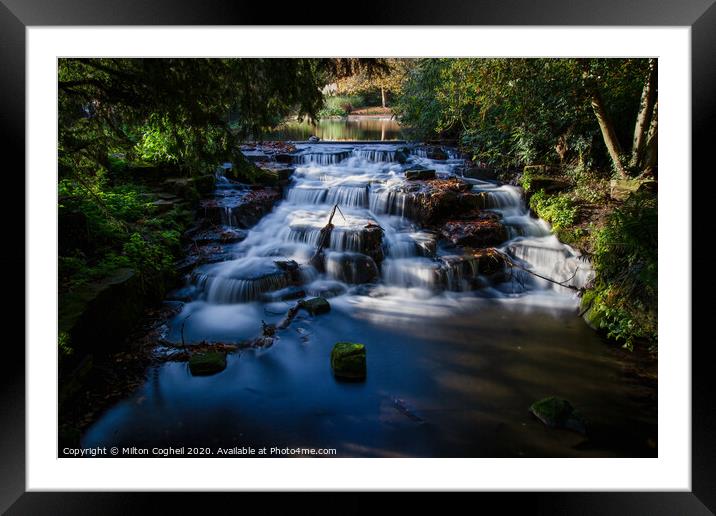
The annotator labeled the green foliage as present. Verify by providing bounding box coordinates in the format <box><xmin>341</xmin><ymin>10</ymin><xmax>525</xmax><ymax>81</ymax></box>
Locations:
<box><xmin>566</xmin><ymin>165</ymin><xmax>611</xmax><ymax>204</ymax></box>
<box><xmin>529</xmin><ymin>190</ymin><xmax>578</xmax><ymax>232</ymax></box>
<box><xmin>123</xmin><ymin>232</ymin><xmax>173</xmax><ymax>274</ymax></box>
<box><xmin>59</xmin><ymin>331</ymin><xmax>73</xmax><ymax>357</ymax></box>
<box><xmin>394</xmin><ymin>58</ymin><xmax>648</xmax><ymax>169</ymax></box>
<box><xmin>518</xmin><ymin>168</ymin><xmax>535</xmax><ymax>191</ymax></box>
<box><xmin>585</xmin><ymin>189</ymin><xmax>658</xmax><ymax>349</ymax></box>
<box><xmin>392</xmin><ymin>59</ymin><xmax>452</xmax><ymax>140</ymax></box>
<box><xmin>134</xmin><ymin>115</ymin><xmax>179</xmax><ymax>164</ymax></box>
<box><xmin>319</xmin><ymin>95</ymin><xmax>365</xmax><ymax>117</ymax></box>
<box><xmin>58</xmin><ymin>175</ymin><xmax>187</xmax><ymax>292</ymax></box>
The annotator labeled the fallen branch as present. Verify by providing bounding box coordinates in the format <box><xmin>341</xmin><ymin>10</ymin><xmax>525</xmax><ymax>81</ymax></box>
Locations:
<box><xmin>158</xmin><ymin>338</ymin><xmax>241</xmax><ymax>353</ymax></box>
<box><xmin>310</xmin><ymin>203</ymin><xmax>345</xmax><ymax>269</ymax></box>
<box><xmin>276</xmin><ymin>303</ymin><xmax>301</xmax><ymax>330</ymax></box>
<box><xmin>492</xmin><ymin>248</ymin><xmax>580</xmax><ymax>291</ymax></box>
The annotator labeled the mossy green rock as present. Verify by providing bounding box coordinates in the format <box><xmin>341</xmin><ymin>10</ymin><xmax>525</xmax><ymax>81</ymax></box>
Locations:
<box><xmin>580</xmin><ymin>290</ymin><xmax>605</xmax><ymax>331</ymax></box>
<box><xmin>189</xmin><ymin>351</ymin><xmax>227</xmax><ymax>376</ymax></box>
<box><xmin>331</xmin><ymin>342</ymin><xmax>366</xmax><ymax>380</ymax></box>
<box><xmin>299</xmin><ymin>297</ymin><xmax>331</xmax><ymax>315</ymax></box>
<box><xmin>529</xmin><ymin>396</ymin><xmax>587</xmax><ymax>435</ymax></box>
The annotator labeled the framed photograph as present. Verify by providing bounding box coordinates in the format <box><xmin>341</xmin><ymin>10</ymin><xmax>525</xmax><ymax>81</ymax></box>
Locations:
<box><xmin>3</xmin><ymin>0</ymin><xmax>711</xmax><ymax>512</ymax></box>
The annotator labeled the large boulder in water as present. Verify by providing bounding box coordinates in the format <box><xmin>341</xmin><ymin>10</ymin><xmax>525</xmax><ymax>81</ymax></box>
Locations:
<box><xmin>529</xmin><ymin>396</ymin><xmax>588</xmax><ymax>435</ymax></box>
<box><xmin>440</xmin><ymin>212</ymin><xmax>508</xmax><ymax>248</ymax></box>
<box><xmin>331</xmin><ymin>342</ymin><xmax>367</xmax><ymax>380</ymax></box>
<box><xmin>189</xmin><ymin>351</ymin><xmax>227</xmax><ymax>376</ymax></box>
<box><xmin>326</xmin><ymin>252</ymin><xmax>379</xmax><ymax>284</ymax></box>
<box><xmin>360</xmin><ymin>223</ymin><xmax>385</xmax><ymax>264</ymax></box>
<box><xmin>398</xmin><ymin>178</ymin><xmax>487</xmax><ymax>224</ymax></box>
<box><xmin>470</xmin><ymin>248</ymin><xmax>507</xmax><ymax>276</ymax></box>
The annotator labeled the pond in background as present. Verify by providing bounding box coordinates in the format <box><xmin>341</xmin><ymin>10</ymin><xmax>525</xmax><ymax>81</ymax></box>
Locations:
<box><xmin>262</xmin><ymin>116</ymin><xmax>405</xmax><ymax>141</ymax></box>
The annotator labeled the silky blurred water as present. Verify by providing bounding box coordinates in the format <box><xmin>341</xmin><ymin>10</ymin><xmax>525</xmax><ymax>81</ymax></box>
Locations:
<box><xmin>80</xmin><ymin>140</ymin><xmax>656</xmax><ymax>458</ymax></box>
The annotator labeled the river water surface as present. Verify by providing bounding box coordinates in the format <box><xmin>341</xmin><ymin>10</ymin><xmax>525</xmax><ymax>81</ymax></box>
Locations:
<box><xmin>81</xmin><ymin>125</ymin><xmax>656</xmax><ymax>457</ymax></box>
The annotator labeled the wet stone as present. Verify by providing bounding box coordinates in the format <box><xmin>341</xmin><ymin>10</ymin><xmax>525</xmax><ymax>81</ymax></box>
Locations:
<box><xmin>298</xmin><ymin>297</ymin><xmax>331</xmax><ymax>315</ymax></box>
<box><xmin>405</xmin><ymin>169</ymin><xmax>436</xmax><ymax>181</ymax></box>
<box><xmin>440</xmin><ymin>212</ymin><xmax>508</xmax><ymax>248</ymax></box>
<box><xmin>189</xmin><ymin>227</ymin><xmax>248</xmax><ymax>245</ymax></box>
<box><xmin>189</xmin><ymin>351</ymin><xmax>227</xmax><ymax>376</ymax></box>
<box><xmin>529</xmin><ymin>396</ymin><xmax>588</xmax><ymax>435</ymax></box>
<box><xmin>331</xmin><ymin>342</ymin><xmax>367</xmax><ymax>380</ymax></box>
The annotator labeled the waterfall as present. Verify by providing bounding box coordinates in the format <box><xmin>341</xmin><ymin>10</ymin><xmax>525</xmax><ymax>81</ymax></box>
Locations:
<box><xmin>188</xmin><ymin>141</ymin><xmax>593</xmax><ymax>309</ymax></box>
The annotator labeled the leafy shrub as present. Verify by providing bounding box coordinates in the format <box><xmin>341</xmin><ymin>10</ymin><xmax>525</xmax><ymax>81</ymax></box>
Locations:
<box><xmin>134</xmin><ymin>115</ymin><xmax>179</xmax><ymax>164</ymax></box>
<box><xmin>529</xmin><ymin>190</ymin><xmax>578</xmax><ymax>231</ymax></box>
<box><xmin>584</xmin><ymin>189</ymin><xmax>657</xmax><ymax>349</ymax></box>
<box><xmin>59</xmin><ymin>331</ymin><xmax>73</xmax><ymax>357</ymax></box>
<box><xmin>319</xmin><ymin>95</ymin><xmax>365</xmax><ymax>118</ymax></box>
<box><xmin>123</xmin><ymin>232</ymin><xmax>173</xmax><ymax>275</ymax></box>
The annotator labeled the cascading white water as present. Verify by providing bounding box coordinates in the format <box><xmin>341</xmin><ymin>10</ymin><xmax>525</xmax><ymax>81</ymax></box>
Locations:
<box><xmin>188</xmin><ymin>142</ymin><xmax>592</xmax><ymax>312</ymax></box>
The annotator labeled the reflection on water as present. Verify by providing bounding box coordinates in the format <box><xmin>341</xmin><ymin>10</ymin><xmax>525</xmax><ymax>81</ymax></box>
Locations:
<box><xmin>263</xmin><ymin>117</ymin><xmax>405</xmax><ymax>141</ymax></box>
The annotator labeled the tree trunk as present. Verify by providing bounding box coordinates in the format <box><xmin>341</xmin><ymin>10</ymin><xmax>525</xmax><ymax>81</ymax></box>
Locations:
<box><xmin>630</xmin><ymin>58</ymin><xmax>658</xmax><ymax>169</ymax></box>
<box><xmin>381</xmin><ymin>86</ymin><xmax>386</xmax><ymax>108</ymax></box>
<box><xmin>590</xmin><ymin>90</ymin><xmax>628</xmax><ymax>178</ymax></box>
<box><xmin>643</xmin><ymin>100</ymin><xmax>658</xmax><ymax>169</ymax></box>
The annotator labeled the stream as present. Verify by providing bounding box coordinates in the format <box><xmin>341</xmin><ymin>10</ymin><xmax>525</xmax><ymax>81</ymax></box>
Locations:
<box><xmin>81</xmin><ymin>139</ymin><xmax>657</xmax><ymax>457</ymax></box>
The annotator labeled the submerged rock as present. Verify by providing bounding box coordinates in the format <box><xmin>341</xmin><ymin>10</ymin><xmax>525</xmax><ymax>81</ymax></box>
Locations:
<box><xmin>331</xmin><ymin>342</ymin><xmax>367</xmax><ymax>380</ymax></box>
<box><xmin>529</xmin><ymin>396</ymin><xmax>588</xmax><ymax>435</ymax></box>
<box><xmin>188</xmin><ymin>351</ymin><xmax>227</xmax><ymax>376</ymax></box>
<box><xmin>299</xmin><ymin>297</ymin><xmax>331</xmax><ymax>315</ymax></box>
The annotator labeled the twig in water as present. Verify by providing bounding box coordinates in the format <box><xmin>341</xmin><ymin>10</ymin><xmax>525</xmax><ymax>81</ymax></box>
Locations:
<box><xmin>493</xmin><ymin>248</ymin><xmax>580</xmax><ymax>291</ymax></box>
<box><xmin>180</xmin><ymin>311</ymin><xmax>194</xmax><ymax>347</ymax></box>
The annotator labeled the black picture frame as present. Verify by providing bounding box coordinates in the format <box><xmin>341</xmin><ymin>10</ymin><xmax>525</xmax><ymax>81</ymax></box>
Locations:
<box><xmin>2</xmin><ymin>0</ymin><xmax>711</xmax><ymax>512</ymax></box>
